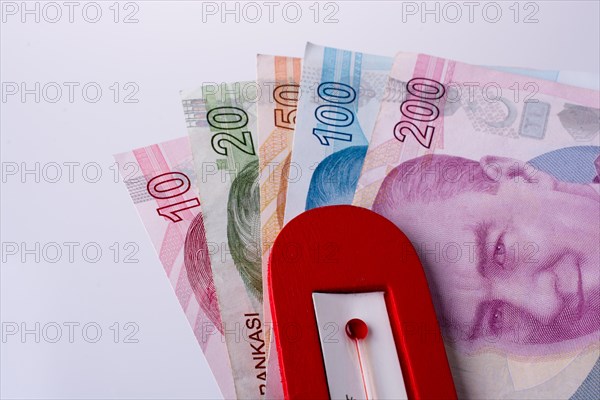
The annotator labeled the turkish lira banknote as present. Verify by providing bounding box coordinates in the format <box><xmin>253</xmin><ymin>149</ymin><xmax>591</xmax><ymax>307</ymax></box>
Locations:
<box><xmin>283</xmin><ymin>43</ymin><xmax>393</xmax><ymax>223</ymax></box>
<box><xmin>256</xmin><ymin>54</ymin><xmax>301</xmax><ymax>399</ymax></box>
<box><xmin>353</xmin><ymin>53</ymin><xmax>600</xmax><ymax>399</ymax></box>
<box><xmin>114</xmin><ymin>137</ymin><xmax>235</xmax><ymax>399</ymax></box>
<box><xmin>182</xmin><ymin>82</ymin><xmax>266</xmax><ymax>399</ymax></box>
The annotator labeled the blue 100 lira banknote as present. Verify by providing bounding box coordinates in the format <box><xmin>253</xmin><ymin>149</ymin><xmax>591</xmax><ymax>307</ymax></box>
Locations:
<box><xmin>283</xmin><ymin>43</ymin><xmax>393</xmax><ymax>223</ymax></box>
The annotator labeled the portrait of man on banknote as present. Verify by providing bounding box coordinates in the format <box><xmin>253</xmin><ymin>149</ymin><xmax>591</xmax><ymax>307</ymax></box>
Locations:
<box><xmin>182</xmin><ymin>159</ymin><xmax>263</xmax><ymax>334</ymax></box>
<box><xmin>227</xmin><ymin>159</ymin><xmax>263</xmax><ymax>303</ymax></box>
<box><xmin>309</xmin><ymin>144</ymin><xmax>599</xmax><ymax>356</ymax></box>
<box><xmin>184</xmin><ymin>213</ymin><xmax>224</xmax><ymax>336</ymax></box>
<box><xmin>371</xmin><ymin>150</ymin><xmax>600</xmax><ymax>356</ymax></box>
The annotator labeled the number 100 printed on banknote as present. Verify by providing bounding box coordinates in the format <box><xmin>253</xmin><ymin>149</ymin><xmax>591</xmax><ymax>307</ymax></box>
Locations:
<box><xmin>283</xmin><ymin>43</ymin><xmax>393</xmax><ymax>223</ymax></box>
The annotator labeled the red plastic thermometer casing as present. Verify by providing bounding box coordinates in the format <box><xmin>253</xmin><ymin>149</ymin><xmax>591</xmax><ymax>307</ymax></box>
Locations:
<box><xmin>268</xmin><ymin>205</ymin><xmax>456</xmax><ymax>399</ymax></box>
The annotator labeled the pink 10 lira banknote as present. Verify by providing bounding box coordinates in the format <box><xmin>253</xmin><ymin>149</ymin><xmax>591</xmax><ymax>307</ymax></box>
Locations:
<box><xmin>114</xmin><ymin>137</ymin><xmax>234</xmax><ymax>399</ymax></box>
<box><xmin>354</xmin><ymin>53</ymin><xmax>600</xmax><ymax>399</ymax></box>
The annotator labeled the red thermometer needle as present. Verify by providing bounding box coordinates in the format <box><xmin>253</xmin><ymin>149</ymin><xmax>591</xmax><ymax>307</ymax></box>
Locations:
<box><xmin>346</xmin><ymin>318</ymin><xmax>371</xmax><ymax>400</ymax></box>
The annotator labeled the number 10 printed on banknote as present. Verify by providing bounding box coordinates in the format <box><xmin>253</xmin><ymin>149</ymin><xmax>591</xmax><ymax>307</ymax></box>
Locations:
<box><xmin>114</xmin><ymin>138</ymin><xmax>235</xmax><ymax>399</ymax></box>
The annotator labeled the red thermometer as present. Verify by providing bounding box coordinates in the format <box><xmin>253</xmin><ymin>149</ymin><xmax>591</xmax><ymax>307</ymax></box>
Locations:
<box><xmin>269</xmin><ymin>205</ymin><xmax>456</xmax><ymax>399</ymax></box>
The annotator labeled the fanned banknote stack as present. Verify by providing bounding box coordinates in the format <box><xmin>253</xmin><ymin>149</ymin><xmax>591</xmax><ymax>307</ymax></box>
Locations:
<box><xmin>114</xmin><ymin>43</ymin><xmax>600</xmax><ymax>399</ymax></box>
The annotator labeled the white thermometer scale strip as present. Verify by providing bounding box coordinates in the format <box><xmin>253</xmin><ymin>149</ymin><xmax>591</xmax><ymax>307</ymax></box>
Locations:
<box><xmin>312</xmin><ymin>292</ymin><xmax>409</xmax><ymax>400</ymax></box>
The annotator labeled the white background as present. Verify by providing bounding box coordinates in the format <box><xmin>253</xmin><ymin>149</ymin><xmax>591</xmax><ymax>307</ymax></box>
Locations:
<box><xmin>1</xmin><ymin>1</ymin><xmax>599</xmax><ymax>399</ymax></box>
